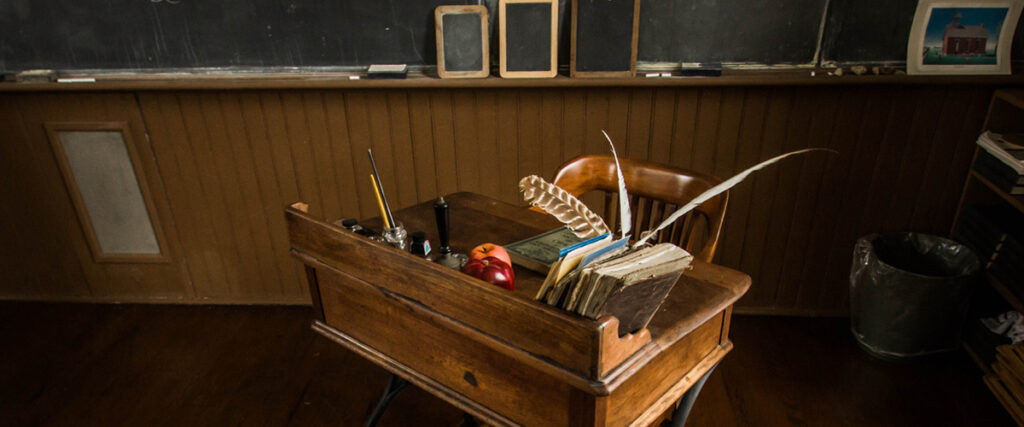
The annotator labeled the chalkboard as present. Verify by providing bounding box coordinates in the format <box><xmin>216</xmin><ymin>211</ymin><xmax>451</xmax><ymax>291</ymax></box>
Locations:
<box><xmin>500</xmin><ymin>0</ymin><xmax>558</xmax><ymax>77</ymax></box>
<box><xmin>571</xmin><ymin>0</ymin><xmax>639</xmax><ymax>77</ymax></box>
<box><xmin>436</xmin><ymin>6</ymin><xmax>489</xmax><ymax>78</ymax></box>
<box><xmin>0</xmin><ymin>0</ymin><xmax>474</xmax><ymax>72</ymax></box>
<box><xmin>3</xmin><ymin>0</ymin><xmax>1021</xmax><ymax>74</ymax></box>
<box><xmin>637</xmin><ymin>0</ymin><xmax>828</xmax><ymax>65</ymax></box>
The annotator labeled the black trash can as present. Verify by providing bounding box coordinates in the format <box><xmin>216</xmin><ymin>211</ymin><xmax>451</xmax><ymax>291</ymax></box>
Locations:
<box><xmin>850</xmin><ymin>232</ymin><xmax>980</xmax><ymax>359</ymax></box>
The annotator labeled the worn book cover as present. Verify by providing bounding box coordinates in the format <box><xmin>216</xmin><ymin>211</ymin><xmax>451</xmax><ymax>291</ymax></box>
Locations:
<box><xmin>505</xmin><ymin>227</ymin><xmax>587</xmax><ymax>273</ymax></box>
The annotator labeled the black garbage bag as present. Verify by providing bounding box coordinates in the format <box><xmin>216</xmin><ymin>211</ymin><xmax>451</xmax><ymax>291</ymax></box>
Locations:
<box><xmin>850</xmin><ymin>232</ymin><xmax>980</xmax><ymax>359</ymax></box>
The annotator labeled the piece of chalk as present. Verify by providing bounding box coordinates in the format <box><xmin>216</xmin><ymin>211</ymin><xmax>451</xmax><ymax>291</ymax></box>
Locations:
<box><xmin>349</xmin><ymin>75</ymin><xmax>360</xmax><ymax>80</ymax></box>
<box><xmin>644</xmin><ymin>72</ymin><xmax>660</xmax><ymax>78</ymax></box>
<box><xmin>57</xmin><ymin>77</ymin><xmax>96</xmax><ymax>83</ymax></box>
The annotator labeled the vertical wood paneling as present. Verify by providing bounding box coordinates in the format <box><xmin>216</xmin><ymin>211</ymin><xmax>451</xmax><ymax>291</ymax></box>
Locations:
<box><xmin>669</xmin><ymin>90</ymin><xmax>699</xmax><ymax>169</ymax></box>
<box><xmin>540</xmin><ymin>90</ymin><xmax>564</xmax><ymax>176</ymax></box>
<box><xmin>452</xmin><ymin>91</ymin><xmax>480</xmax><ymax>195</ymax></box>
<box><xmin>517</xmin><ymin>90</ymin><xmax>544</xmax><ymax>180</ymax></box>
<box><xmin>429</xmin><ymin>91</ymin><xmax>459</xmax><ymax>198</ymax></box>
<box><xmin>0</xmin><ymin>85</ymin><xmax>996</xmax><ymax>311</ymax></box>
<box><xmin>475</xmin><ymin>90</ymin><xmax>502</xmax><ymax>199</ymax></box>
<box><xmin>496</xmin><ymin>90</ymin><xmax>520</xmax><ymax>203</ymax></box>
<box><xmin>237</xmin><ymin>92</ymin><xmax>305</xmax><ymax>297</ymax></box>
<box><xmin>720</xmin><ymin>88</ymin><xmax>769</xmax><ymax>270</ymax></box>
<box><xmin>799</xmin><ymin>88</ymin><xmax>869</xmax><ymax>310</ymax></box>
<box><xmin>216</xmin><ymin>93</ymin><xmax>287</xmax><ymax>298</ymax></box>
<box><xmin>406</xmin><ymin>90</ymin><xmax>440</xmax><ymax>203</ymax></box>
<box><xmin>648</xmin><ymin>88</ymin><xmax>676</xmax><ymax>163</ymax></box>
<box><xmin>195</xmin><ymin>93</ymin><xmax>264</xmax><ymax>297</ymax></box>
<box><xmin>738</xmin><ymin>87</ymin><xmax>795</xmax><ymax>308</ymax></box>
<box><xmin>820</xmin><ymin>87</ymin><xmax>894</xmax><ymax>311</ymax></box>
<box><xmin>562</xmin><ymin>90</ymin><xmax>587</xmax><ymax>163</ymax></box>
<box><xmin>0</xmin><ymin>95</ymin><xmax>89</xmax><ymax>297</ymax></box>
<box><xmin>778</xmin><ymin>90</ymin><xmax>840</xmax><ymax>309</ymax></box>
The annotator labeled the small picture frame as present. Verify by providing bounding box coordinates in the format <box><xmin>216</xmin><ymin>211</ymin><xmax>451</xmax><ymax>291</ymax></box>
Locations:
<box><xmin>907</xmin><ymin>0</ymin><xmax>1023</xmax><ymax>75</ymax></box>
<box><xmin>435</xmin><ymin>5</ymin><xmax>490</xmax><ymax>78</ymax></box>
<box><xmin>499</xmin><ymin>0</ymin><xmax>559</xmax><ymax>78</ymax></box>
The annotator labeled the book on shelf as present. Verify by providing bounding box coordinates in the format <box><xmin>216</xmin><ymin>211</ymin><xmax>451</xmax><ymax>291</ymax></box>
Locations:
<box><xmin>978</xmin><ymin>131</ymin><xmax>1024</xmax><ymax>176</ymax></box>
<box><xmin>973</xmin><ymin>149</ymin><xmax>1024</xmax><ymax>195</ymax></box>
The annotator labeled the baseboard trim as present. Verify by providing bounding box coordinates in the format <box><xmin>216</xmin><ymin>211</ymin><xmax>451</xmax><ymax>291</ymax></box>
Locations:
<box><xmin>0</xmin><ymin>294</ymin><xmax>312</xmax><ymax>306</ymax></box>
<box><xmin>733</xmin><ymin>306</ymin><xmax>848</xmax><ymax>317</ymax></box>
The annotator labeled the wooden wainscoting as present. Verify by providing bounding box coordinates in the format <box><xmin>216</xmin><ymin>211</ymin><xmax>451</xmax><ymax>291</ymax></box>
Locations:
<box><xmin>0</xmin><ymin>84</ymin><xmax>995</xmax><ymax>312</ymax></box>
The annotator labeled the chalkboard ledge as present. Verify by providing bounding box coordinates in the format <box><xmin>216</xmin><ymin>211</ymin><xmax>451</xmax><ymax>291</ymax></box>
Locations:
<box><xmin>3</xmin><ymin>69</ymin><xmax>1024</xmax><ymax>92</ymax></box>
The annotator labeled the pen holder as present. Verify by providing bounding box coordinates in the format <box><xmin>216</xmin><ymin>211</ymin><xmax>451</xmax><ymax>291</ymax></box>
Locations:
<box><xmin>379</xmin><ymin>222</ymin><xmax>408</xmax><ymax>251</ymax></box>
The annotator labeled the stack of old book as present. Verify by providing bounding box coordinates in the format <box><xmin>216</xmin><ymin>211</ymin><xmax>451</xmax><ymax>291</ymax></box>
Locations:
<box><xmin>533</xmin><ymin>234</ymin><xmax>692</xmax><ymax>336</ymax></box>
<box><xmin>989</xmin><ymin>344</ymin><xmax>1024</xmax><ymax>424</ymax></box>
<box><xmin>953</xmin><ymin>205</ymin><xmax>1024</xmax><ymax>299</ymax></box>
<box><xmin>975</xmin><ymin>131</ymin><xmax>1024</xmax><ymax>195</ymax></box>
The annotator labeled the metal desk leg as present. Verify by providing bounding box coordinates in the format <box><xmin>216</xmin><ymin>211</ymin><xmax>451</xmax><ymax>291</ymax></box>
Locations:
<box><xmin>365</xmin><ymin>374</ymin><xmax>409</xmax><ymax>427</ymax></box>
<box><xmin>669</xmin><ymin>363</ymin><xmax>718</xmax><ymax>427</ymax></box>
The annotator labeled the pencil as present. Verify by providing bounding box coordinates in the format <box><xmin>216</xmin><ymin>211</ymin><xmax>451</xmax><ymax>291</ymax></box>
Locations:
<box><xmin>370</xmin><ymin>174</ymin><xmax>392</xmax><ymax>229</ymax></box>
<box><xmin>367</xmin><ymin>149</ymin><xmax>396</xmax><ymax>228</ymax></box>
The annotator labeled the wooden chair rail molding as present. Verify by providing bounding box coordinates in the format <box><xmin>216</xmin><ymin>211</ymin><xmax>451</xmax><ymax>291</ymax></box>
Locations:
<box><xmin>2</xmin><ymin>70</ymin><xmax>1024</xmax><ymax>91</ymax></box>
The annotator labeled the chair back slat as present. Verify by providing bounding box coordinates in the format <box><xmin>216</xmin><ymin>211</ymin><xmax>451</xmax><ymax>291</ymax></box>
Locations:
<box><xmin>552</xmin><ymin>155</ymin><xmax>728</xmax><ymax>263</ymax></box>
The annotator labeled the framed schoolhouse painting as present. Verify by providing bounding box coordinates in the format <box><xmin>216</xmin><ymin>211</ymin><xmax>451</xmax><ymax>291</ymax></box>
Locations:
<box><xmin>907</xmin><ymin>0</ymin><xmax>1023</xmax><ymax>74</ymax></box>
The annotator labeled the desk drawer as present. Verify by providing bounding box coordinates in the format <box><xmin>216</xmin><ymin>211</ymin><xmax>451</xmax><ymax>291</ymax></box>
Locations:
<box><xmin>318</xmin><ymin>268</ymin><xmax>573</xmax><ymax>426</ymax></box>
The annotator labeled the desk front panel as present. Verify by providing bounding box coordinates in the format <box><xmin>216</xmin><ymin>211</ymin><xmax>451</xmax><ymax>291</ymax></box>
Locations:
<box><xmin>605</xmin><ymin>311</ymin><xmax>724</xmax><ymax>426</ymax></box>
<box><xmin>318</xmin><ymin>268</ymin><xmax>576</xmax><ymax>426</ymax></box>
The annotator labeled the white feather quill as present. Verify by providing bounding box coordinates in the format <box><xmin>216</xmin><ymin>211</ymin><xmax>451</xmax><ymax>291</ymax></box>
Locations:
<box><xmin>519</xmin><ymin>175</ymin><xmax>612</xmax><ymax>238</ymax></box>
<box><xmin>602</xmin><ymin>130</ymin><xmax>631</xmax><ymax>239</ymax></box>
<box><xmin>634</xmin><ymin>148</ymin><xmax>835</xmax><ymax>247</ymax></box>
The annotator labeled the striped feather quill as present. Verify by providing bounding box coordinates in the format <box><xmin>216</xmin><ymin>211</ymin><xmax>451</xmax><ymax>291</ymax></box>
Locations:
<box><xmin>519</xmin><ymin>175</ymin><xmax>612</xmax><ymax>238</ymax></box>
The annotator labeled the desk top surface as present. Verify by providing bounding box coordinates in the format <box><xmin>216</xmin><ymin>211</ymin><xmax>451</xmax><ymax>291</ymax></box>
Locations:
<box><xmin>361</xmin><ymin>192</ymin><xmax>751</xmax><ymax>349</ymax></box>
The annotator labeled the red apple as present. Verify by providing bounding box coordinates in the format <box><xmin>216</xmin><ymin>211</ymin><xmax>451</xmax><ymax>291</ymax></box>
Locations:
<box><xmin>469</xmin><ymin>243</ymin><xmax>511</xmax><ymax>267</ymax></box>
<box><xmin>461</xmin><ymin>256</ymin><xmax>515</xmax><ymax>291</ymax></box>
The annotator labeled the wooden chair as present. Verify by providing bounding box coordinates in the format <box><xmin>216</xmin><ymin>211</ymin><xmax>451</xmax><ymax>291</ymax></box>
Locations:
<box><xmin>551</xmin><ymin>155</ymin><xmax>728</xmax><ymax>262</ymax></box>
<box><xmin>553</xmin><ymin>155</ymin><xmax>730</xmax><ymax>426</ymax></box>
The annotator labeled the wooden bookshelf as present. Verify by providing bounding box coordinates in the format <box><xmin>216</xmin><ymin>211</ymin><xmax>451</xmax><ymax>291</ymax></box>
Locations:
<box><xmin>954</xmin><ymin>89</ymin><xmax>1024</xmax><ymax>419</ymax></box>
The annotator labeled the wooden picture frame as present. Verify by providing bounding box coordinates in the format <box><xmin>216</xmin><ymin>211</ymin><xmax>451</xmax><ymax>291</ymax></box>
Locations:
<box><xmin>499</xmin><ymin>0</ymin><xmax>559</xmax><ymax>78</ymax></box>
<box><xmin>570</xmin><ymin>0</ymin><xmax>640</xmax><ymax>78</ymax></box>
<box><xmin>45</xmin><ymin>122</ymin><xmax>171</xmax><ymax>263</ymax></box>
<box><xmin>435</xmin><ymin>5</ymin><xmax>490</xmax><ymax>78</ymax></box>
<box><xmin>907</xmin><ymin>0</ymin><xmax>1024</xmax><ymax>75</ymax></box>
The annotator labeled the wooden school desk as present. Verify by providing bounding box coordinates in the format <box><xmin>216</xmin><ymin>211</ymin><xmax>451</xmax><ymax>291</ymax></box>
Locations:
<box><xmin>286</xmin><ymin>192</ymin><xmax>750</xmax><ymax>426</ymax></box>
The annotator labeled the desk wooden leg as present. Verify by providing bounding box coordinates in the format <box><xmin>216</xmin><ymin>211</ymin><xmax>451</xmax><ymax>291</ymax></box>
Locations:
<box><xmin>365</xmin><ymin>374</ymin><xmax>410</xmax><ymax>427</ymax></box>
<box><xmin>669</xmin><ymin>363</ymin><xmax>717</xmax><ymax>427</ymax></box>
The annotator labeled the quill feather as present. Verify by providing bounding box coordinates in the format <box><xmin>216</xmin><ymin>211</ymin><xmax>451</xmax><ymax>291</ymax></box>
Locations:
<box><xmin>602</xmin><ymin>130</ymin><xmax>631</xmax><ymax>239</ymax></box>
<box><xmin>634</xmin><ymin>148</ymin><xmax>835</xmax><ymax>247</ymax></box>
<box><xmin>520</xmin><ymin>175</ymin><xmax>612</xmax><ymax>238</ymax></box>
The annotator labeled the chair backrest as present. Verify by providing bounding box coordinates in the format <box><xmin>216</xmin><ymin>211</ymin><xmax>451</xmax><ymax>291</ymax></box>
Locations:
<box><xmin>551</xmin><ymin>155</ymin><xmax>728</xmax><ymax>263</ymax></box>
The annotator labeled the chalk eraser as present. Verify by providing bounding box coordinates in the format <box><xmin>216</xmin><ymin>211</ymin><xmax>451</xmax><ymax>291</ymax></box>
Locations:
<box><xmin>679</xmin><ymin>62</ymin><xmax>722</xmax><ymax>77</ymax></box>
<box><xmin>366</xmin><ymin>64</ymin><xmax>408</xmax><ymax>79</ymax></box>
<box><xmin>16</xmin><ymin>69</ymin><xmax>57</xmax><ymax>83</ymax></box>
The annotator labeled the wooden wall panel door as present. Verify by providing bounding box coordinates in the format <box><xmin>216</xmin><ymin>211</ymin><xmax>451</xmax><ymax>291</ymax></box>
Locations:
<box><xmin>0</xmin><ymin>93</ymin><xmax>190</xmax><ymax>301</ymax></box>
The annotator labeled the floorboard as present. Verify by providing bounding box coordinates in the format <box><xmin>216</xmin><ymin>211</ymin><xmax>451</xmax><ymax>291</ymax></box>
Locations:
<box><xmin>0</xmin><ymin>302</ymin><xmax>1011</xmax><ymax>426</ymax></box>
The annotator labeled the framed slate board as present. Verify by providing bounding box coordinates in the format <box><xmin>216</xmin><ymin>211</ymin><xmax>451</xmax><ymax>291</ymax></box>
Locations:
<box><xmin>571</xmin><ymin>0</ymin><xmax>640</xmax><ymax>77</ymax></box>
<box><xmin>499</xmin><ymin>0</ymin><xmax>559</xmax><ymax>78</ymax></box>
<box><xmin>435</xmin><ymin>6</ymin><xmax>490</xmax><ymax>78</ymax></box>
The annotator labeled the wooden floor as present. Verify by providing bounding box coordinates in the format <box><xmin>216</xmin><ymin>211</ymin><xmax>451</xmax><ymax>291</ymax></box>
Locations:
<box><xmin>0</xmin><ymin>302</ymin><xmax>1011</xmax><ymax>426</ymax></box>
